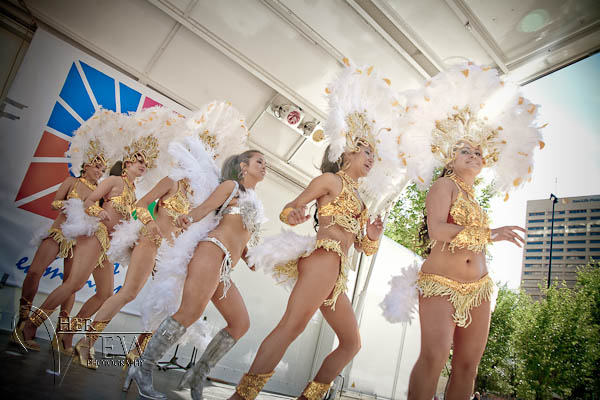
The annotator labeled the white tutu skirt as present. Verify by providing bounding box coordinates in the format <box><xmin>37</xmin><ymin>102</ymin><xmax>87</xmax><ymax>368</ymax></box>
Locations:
<box><xmin>139</xmin><ymin>215</ymin><xmax>218</xmax><ymax>348</ymax></box>
<box><xmin>379</xmin><ymin>260</ymin><xmax>421</xmax><ymax>324</ymax></box>
<box><xmin>30</xmin><ymin>220</ymin><xmax>54</xmax><ymax>248</ymax></box>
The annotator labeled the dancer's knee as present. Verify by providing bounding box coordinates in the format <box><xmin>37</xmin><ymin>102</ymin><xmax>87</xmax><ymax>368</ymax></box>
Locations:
<box><xmin>340</xmin><ymin>329</ymin><xmax>361</xmax><ymax>357</ymax></box>
<box><xmin>227</xmin><ymin>315</ymin><xmax>250</xmax><ymax>340</ymax></box>
<box><xmin>450</xmin><ymin>358</ymin><xmax>479</xmax><ymax>380</ymax></box>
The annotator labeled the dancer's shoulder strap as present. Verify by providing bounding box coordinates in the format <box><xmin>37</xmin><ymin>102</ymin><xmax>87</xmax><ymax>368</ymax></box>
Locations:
<box><xmin>218</xmin><ymin>181</ymin><xmax>239</xmax><ymax>216</ymax></box>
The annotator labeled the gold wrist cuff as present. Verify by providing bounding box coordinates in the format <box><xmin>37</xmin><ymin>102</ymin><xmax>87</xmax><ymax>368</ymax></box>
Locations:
<box><xmin>51</xmin><ymin>200</ymin><xmax>65</xmax><ymax>210</ymax></box>
<box><xmin>85</xmin><ymin>204</ymin><xmax>104</xmax><ymax>217</ymax></box>
<box><xmin>136</xmin><ymin>207</ymin><xmax>153</xmax><ymax>225</ymax></box>
<box><xmin>448</xmin><ymin>226</ymin><xmax>490</xmax><ymax>253</ymax></box>
<box><xmin>279</xmin><ymin>207</ymin><xmax>294</xmax><ymax>225</ymax></box>
<box><xmin>361</xmin><ymin>235</ymin><xmax>380</xmax><ymax>256</ymax></box>
<box><xmin>235</xmin><ymin>371</ymin><xmax>274</xmax><ymax>400</ymax></box>
<box><xmin>302</xmin><ymin>380</ymin><xmax>332</xmax><ymax>400</ymax></box>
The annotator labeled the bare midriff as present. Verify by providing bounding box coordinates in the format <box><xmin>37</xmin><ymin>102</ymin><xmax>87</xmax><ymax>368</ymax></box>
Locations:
<box><xmin>316</xmin><ymin>217</ymin><xmax>356</xmax><ymax>255</ymax></box>
<box><xmin>421</xmin><ymin>246</ymin><xmax>487</xmax><ymax>283</ymax></box>
<box><xmin>208</xmin><ymin>212</ymin><xmax>251</xmax><ymax>266</ymax></box>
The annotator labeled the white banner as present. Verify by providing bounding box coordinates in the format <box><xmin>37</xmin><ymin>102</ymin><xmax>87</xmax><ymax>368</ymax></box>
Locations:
<box><xmin>0</xmin><ymin>29</ymin><xmax>187</xmax><ymax>315</ymax></box>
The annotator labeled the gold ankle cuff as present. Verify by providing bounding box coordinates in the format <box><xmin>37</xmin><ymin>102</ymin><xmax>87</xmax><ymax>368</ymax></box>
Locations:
<box><xmin>86</xmin><ymin>320</ymin><xmax>110</xmax><ymax>342</ymax></box>
<box><xmin>301</xmin><ymin>381</ymin><xmax>331</xmax><ymax>400</ymax></box>
<box><xmin>29</xmin><ymin>308</ymin><xmax>53</xmax><ymax>327</ymax></box>
<box><xmin>236</xmin><ymin>371</ymin><xmax>275</xmax><ymax>400</ymax></box>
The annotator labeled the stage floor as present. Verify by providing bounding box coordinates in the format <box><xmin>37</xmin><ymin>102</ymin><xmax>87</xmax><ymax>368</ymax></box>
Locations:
<box><xmin>0</xmin><ymin>330</ymin><xmax>292</xmax><ymax>400</ymax></box>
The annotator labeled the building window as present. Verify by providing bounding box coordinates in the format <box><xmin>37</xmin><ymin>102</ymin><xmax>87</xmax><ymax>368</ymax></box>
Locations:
<box><xmin>552</xmin><ymin>248</ymin><xmax>564</xmax><ymax>252</ymax></box>
<box><xmin>569</xmin><ymin>210</ymin><xmax>587</xmax><ymax>214</ymax></box>
<box><xmin>590</xmin><ymin>248</ymin><xmax>600</xmax><ymax>252</ymax></box>
<box><xmin>526</xmin><ymin>256</ymin><xmax>543</xmax><ymax>260</ymax></box>
<box><xmin>547</xmin><ymin>240</ymin><xmax>564</xmax><ymax>244</ymax></box>
<box><xmin>568</xmin><ymin>232</ymin><xmax>585</xmax><ymax>236</ymax></box>
<box><xmin>527</xmin><ymin>241</ymin><xmax>543</xmax><ymax>245</ymax></box>
<box><xmin>528</xmin><ymin>219</ymin><xmax>545</xmax><ymax>223</ymax></box>
<box><xmin>567</xmin><ymin>256</ymin><xmax>586</xmax><ymax>260</ymax></box>
<box><xmin>529</xmin><ymin>212</ymin><xmax>545</xmax><ymax>216</ymax></box>
<box><xmin>549</xmin><ymin>218</ymin><xmax>565</xmax><ymax>222</ymax></box>
<box><xmin>591</xmin><ymin>209</ymin><xmax>600</xmax><ymax>212</ymax></box>
<box><xmin>591</xmin><ymin>240</ymin><xmax>600</xmax><ymax>243</ymax></box>
<box><xmin>567</xmin><ymin>248</ymin><xmax>583</xmax><ymax>252</ymax></box>
<box><xmin>569</xmin><ymin>217</ymin><xmax>587</xmax><ymax>221</ymax></box>
<box><xmin>551</xmin><ymin>233</ymin><xmax>565</xmax><ymax>237</ymax></box>
<box><xmin>568</xmin><ymin>240</ymin><xmax>586</xmax><ymax>244</ymax></box>
<box><xmin>590</xmin><ymin>232</ymin><xmax>600</xmax><ymax>236</ymax></box>
<box><xmin>591</xmin><ymin>224</ymin><xmax>600</xmax><ymax>228</ymax></box>
<box><xmin>568</xmin><ymin>224</ymin><xmax>586</xmax><ymax>229</ymax></box>
<box><xmin>526</xmin><ymin>249</ymin><xmax>543</xmax><ymax>253</ymax></box>
<box><xmin>528</xmin><ymin>234</ymin><xmax>543</xmax><ymax>238</ymax></box>
<box><xmin>546</xmin><ymin>256</ymin><xmax>562</xmax><ymax>259</ymax></box>
<box><xmin>529</xmin><ymin>227</ymin><xmax>544</xmax><ymax>231</ymax></box>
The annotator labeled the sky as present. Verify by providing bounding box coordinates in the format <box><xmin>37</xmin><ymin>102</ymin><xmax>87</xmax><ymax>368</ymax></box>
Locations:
<box><xmin>487</xmin><ymin>53</ymin><xmax>600</xmax><ymax>288</ymax></box>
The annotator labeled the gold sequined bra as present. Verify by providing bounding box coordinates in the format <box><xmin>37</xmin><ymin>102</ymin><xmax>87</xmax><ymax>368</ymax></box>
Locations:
<box><xmin>447</xmin><ymin>174</ymin><xmax>488</xmax><ymax>228</ymax></box>
<box><xmin>318</xmin><ymin>171</ymin><xmax>368</xmax><ymax>238</ymax></box>
<box><xmin>108</xmin><ymin>176</ymin><xmax>137</xmax><ymax>220</ymax></box>
<box><xmin>68</xmin><ymin>177</ymin><xmax>97</xmax><ymax>200</ymax></box>
<box><xmin>159</xmin><ymin>180</ymin><xmax>192</xmax><ymax>226</ymax></box>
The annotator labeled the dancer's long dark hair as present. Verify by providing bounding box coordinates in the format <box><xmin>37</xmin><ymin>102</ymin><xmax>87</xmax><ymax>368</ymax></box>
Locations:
<box><xmin>220</xmin><ymin>150</ymin><xmax>263</xmax><ymax>193</ymax></box>
<box><xmin>417</xmin><ymin>167</ymin><xmax>452</xmax><ymax>256</ymax></box>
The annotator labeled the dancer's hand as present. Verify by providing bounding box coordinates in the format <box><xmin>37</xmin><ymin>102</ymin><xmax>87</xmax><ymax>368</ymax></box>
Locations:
<box><xmin>98</xmin><ymin>210</ymin><xmax>110</xmax><ymax>222</ymax></box>
<box><xmin>146</xmin><ymin>221</ymin><xmax>163</xmax><ymax>239</ymax></box>
<box><xmin>366</xmin><ymin>215</ymin><xmax>384</xmax><ymax>240</ymax></box>
<box><xmin>491</xmin><ymin>226</ymin><xmax>525</xmax><ymax>247</ymax></box>
<box><xmin>176</xmin><ymin>214</ymin><xmax>192</xmax><ymax>229</ymax></box>
<box><xmin>286</xmin><ymin>206</ymin><xmax>310</xmax><ymax>226</ymax></box>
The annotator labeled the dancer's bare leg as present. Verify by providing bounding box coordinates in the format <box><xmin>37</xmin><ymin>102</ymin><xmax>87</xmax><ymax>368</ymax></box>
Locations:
<box><xmin>22</xmin><ymin>235</ymin><xmax>101</xmax><ymax>342</ymax></box>
<box><xmin>445</xmin><ymin>300</ymin><xmax>491</xmax><ymax>400</ymax></box>
<box><xmin>19</xmin><ymin>238</ymin><xmax>60</xmax><ymax>324</ymax></box>
<box><xmin>171</xmin><ymin>241</ymin><xmax>226</xmax><ymax>328</ymax></box>
<box><xmin>309</xmin><ymin>294</ymin><xmax>361</xmax><ymax>385</ymax></box>
<box><xmin>407</xmin><ymin>295</ymin><xmax>456</xmax><ymax>400</ymax></box>
<box><xmin>211</xmin><ymin>282</ymin><xmax>250</xmax><ymax>340</ymax></box>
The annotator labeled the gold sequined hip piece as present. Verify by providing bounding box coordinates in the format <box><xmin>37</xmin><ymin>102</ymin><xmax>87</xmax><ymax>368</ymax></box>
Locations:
<box><xmin>417</xmin><ymin>271</ymin><xmax>495</xmax><ymax>328</ymax></box>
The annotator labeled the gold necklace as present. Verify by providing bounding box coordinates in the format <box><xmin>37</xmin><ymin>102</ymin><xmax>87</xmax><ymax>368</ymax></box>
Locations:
<box><xmin>79</xmin><ymin>177</ymin><xmax>97</xmax><ymax>191</ymax></box>
<box><xmin>449</xmin><ymin>174</ymin><xmax>475</xmax><ymax>199</ymax></box>
<box><xmin>337</xmin><ymin>170</ymin><xmax>359</xmax><ymax>191</ymax></box>
<box><xmin>122</xmin><ymin>175</ymin><xmax>135</xmax><ymax>192</ymax></box>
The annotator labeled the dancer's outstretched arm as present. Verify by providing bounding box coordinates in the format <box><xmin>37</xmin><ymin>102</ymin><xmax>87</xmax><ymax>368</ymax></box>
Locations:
<box><xmin>179</xmin><ymin>180</ymin><xmax>236</xmax><ymax>226</ymax></box>
<box><xmin>281</xmin><ymin>173</ymin><xmax>337</xmax><ymax>226</ymax></box>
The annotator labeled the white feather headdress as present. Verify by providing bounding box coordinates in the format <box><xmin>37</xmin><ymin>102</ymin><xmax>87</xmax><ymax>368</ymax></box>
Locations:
<box><xmin>185</xmin><ymin>100</ymin><xmax>250</xmax><ymax>168</ymax></box>
<box><xmin>400</xmin><ymin>62</ymin><xmax>545</xmax><ymax>195</ymax></box>
<box><xmin>324</xmin><ymin>59</ymin><xmax>406</xmax><ymax>205</ymax></box>
<box><xmin>66</xmin><ymin>108</ymin><xmax>124</xmax><ymax>174</ymax></box>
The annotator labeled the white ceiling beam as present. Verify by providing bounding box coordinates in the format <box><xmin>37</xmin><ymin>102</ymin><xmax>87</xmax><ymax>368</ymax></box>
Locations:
<box><xmin>444</xmin><ymin>0</ymin><xmax>509</xmax><ymax>73</ymax></box>
<box><xmin>344</xmin><ymin>0</ymin><xmax>432</xmax><ymax>79</ymax></box>
<box><xmin>146</xmin><ymin>0</ymin><xmax>327</xmax><ymax>121</ymax></box>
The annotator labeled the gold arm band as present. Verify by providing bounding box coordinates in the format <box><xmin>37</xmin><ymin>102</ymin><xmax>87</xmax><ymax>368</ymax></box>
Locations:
<box><xmin>448</xmin><ymin>226</ymin><xmax>491</xmax><ymax>253</ymax></box>
<box><xmin>235</xmin><ymin>371</ymin><xmax>274</xmax><ymax>400</ymax></box>
<box><xmin>302</xmin><ymin>381</ymin><xmax>332</xmax><ymax>400</ymax></box>
<box><xmin>85</xmin><ymin>204</ymin><xmax>104</xmax><ymax>217</ymax></box>
<box><xmin>51</xmin><ymin>200</ymin><xmax>65</xmax><ymax>210</ymax></box>
<box><xmin>360</xmin><ymin>235</ymin><xmax>380</xmax><ymax>256</ymax></box>
<box><xmin>279</xmin><ymin>207</ymin><xmax>294</xmax><ymax>225</ymax></box>
<box><xmin>136</xmin><ymin>207</ymin><xmax>153</xmax><ymax>225</ymax></box>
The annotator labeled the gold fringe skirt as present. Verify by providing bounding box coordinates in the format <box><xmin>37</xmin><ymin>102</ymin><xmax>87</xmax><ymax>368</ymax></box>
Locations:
<box><xmin>94</xmin><ymin>223</ymin><xmax>110</xmax><ymax>269</ymax></box>
<box><xmin>48</xmin><ymin>228</ymin><xmax>76</xmax><ymax>259</ymax></box>
<box><xmin>273</xmin><ymin>238</ymin><xmax>348</xmax><ymax>310</ymax></box>
<box><xmin>417</xmin><ymin>271</ymin><xmax>495</xmax><ymax>328</ymax></box>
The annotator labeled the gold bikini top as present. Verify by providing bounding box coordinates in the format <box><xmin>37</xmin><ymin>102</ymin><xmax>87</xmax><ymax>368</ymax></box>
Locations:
<box><xmin>108</xmin><ymin>176</ymin><xmax>136</xmax><ymax>220</ymax></box>
<box><xmin>447</xmin><ymin>174</ymin><xmax>488</xmax><ymax>228</ymax></box>
<box><xmin>159</xmin><ymin>180</ymin><xmax>192</xmax><ymax>226</ymax></box>
<box><xmin>318</xmin><ymin>171</ymin><xmax>368</xmax><ymax>238</ymax></box>
<box><xmin>67</xmin><ymin>177</ymin><xmax>97</xmax><ymax>200</ymax></box>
